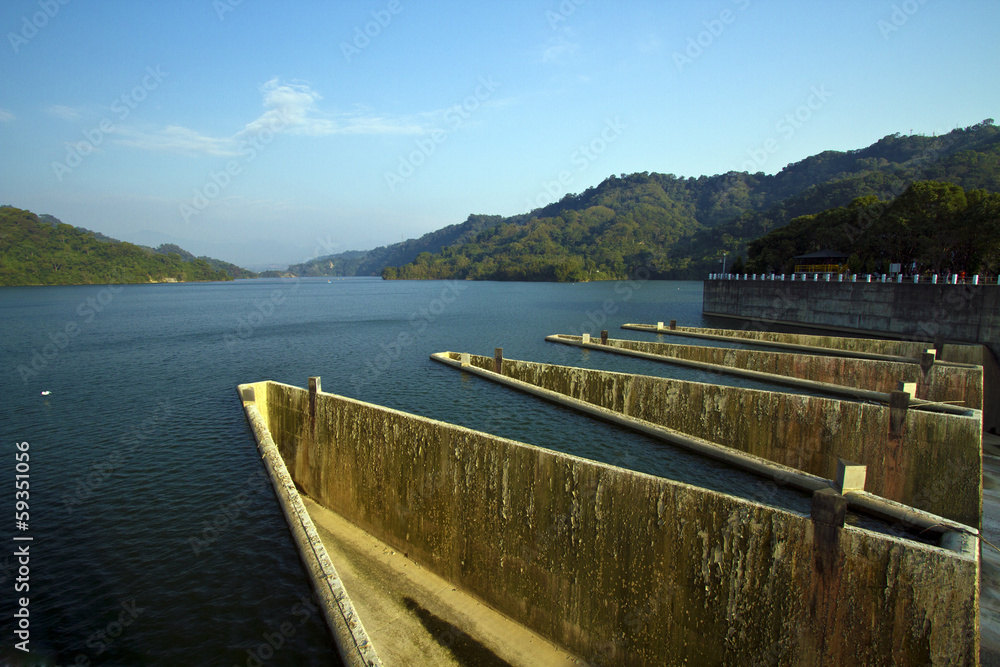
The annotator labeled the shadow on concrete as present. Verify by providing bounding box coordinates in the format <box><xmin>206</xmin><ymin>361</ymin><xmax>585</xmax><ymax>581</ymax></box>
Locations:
<box><xmin>402</xmin><ymin>597</ymin><xmax>513</xmax><ymax>667</ymax></box>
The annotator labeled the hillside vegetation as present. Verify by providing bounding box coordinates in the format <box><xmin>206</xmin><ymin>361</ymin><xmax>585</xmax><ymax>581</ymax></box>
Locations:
<box><xmin>0</xmin><ymin>206</ymin><xmax>252</xmax><ymax>285</ymax></box>
<box><xmin>747</xmin><ymin>181</ymin><xmax>1000</xmax><ymax>275</ymax></box>
<box><xmin>377</xmin><ymin>120</ymin><xmax>999</xmax><ymax>281</ymax></box>
<box><xmin>277</xmin><ymin>120</ymin><xmax>1000</xmax><ymax>281</ymax></box>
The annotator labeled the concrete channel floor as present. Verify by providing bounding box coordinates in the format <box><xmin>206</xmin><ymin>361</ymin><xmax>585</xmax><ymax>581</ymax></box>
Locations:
<box><xmin>301</xmin><ymin>496</ymin><xmax>582</xmax><ymax>666</ymax></box>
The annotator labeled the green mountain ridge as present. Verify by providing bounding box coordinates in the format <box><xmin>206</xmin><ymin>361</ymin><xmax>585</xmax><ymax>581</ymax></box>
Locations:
<box><xmin>290</xmin><ymin>120</ymin><xmax>999</xmax><ymax>281</ymax></box>
<box><xmin>0</xmin><ymin>206</ymin><xmax>257</xmax><ymax>286</ymax></box>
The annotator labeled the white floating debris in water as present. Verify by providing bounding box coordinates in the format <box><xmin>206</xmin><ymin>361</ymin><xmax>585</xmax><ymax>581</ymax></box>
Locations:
<box><xmin>40</xmin><ymin>390</ymin><xmax>51</xmax><ymax>396</ymax></box>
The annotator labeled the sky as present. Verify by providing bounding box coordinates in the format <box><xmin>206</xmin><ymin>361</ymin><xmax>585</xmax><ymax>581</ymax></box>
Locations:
<box><xmin>1</xmin><ymin>1</ymin><xmax>998</xmax><ymax>270</ymax></box>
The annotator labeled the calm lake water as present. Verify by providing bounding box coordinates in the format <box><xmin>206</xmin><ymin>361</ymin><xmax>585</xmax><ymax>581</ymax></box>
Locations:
<box><xmin>0</xmin><ymin>278</ymin><xmax>836</xmax><ymax>665</ymax></box>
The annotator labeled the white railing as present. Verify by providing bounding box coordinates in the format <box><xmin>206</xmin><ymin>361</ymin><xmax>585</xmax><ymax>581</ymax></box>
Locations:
<box><xmin>707</xmin><ymin>272</ymin><xmax>996</xmax><ymax>286</ymax></box>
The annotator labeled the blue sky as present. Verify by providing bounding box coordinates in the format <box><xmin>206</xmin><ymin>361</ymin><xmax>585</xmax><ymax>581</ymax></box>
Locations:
<box><xmin>1</xmin><ymin>0</ymin><xmax>997</xmax><ymax>269</ymax></box>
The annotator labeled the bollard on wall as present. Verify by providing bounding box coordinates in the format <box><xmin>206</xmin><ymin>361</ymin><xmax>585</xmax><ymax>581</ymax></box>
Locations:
<box><xmin>889</xmin><ymin>384</ymin><xmax>914</xmax><ymax>438</ymax></box>
<box><xmin>835</xmin><ymin>460</ymin><xmax>867</xmax><ymax>494</ymax></box>
<box><xmin>920</xmin><ymin>348</ymin><xmax>936</xmax><ymax>373</ymax></box>
<box><xmin>461</xmin><ymin>352</ymin><xmax>471</xmax><ymax>367</ymax></box>
<box><xmin>669</xmin><ymin>319</ymin><xmax>677</xmax><ymax>330</ymax></box>
<box><xmin>582</xmin><ymin>333</ymin><xmax>590</xmax><ymax>344</ymax></box>
<box><xmin>600</xmin><ymin>331</ymin><xmax>608</xmax><ymax>345</ymax></box>
<box><xmin>811</xmin><ymin>487</ymin><xmax>847</xmax><ymax>529</ymax></box>
<box><xmin>493</xmin><ymin>348</ymin><xmax>503</xmax><ymax>373</ymax></box>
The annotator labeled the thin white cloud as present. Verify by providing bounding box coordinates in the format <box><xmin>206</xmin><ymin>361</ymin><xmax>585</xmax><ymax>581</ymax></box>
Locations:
<box><xmin>0</xmin><ymin>109</ymin><xmax>14</xmax><ymax>122</ymax></box>
<box><xmin>541</xmin><ymin>35</ymin><xmax>580</xmax><ymax>64</ymax></box>
<box><xmin>117</xmin><ymin>78</ymin><xmax>426</xmax><ymax>156</ymax></box>
<box><xmin>115</xmin><ymin>125</ymin><xmax>240</xmax><ymax>157</ymax></box>
<box><xmin>46</xmin><ymin>105</ymin><xmax>82</xmax><ymax>120</ymax></box>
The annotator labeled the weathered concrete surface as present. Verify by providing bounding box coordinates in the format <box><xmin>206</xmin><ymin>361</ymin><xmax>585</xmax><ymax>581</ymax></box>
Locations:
<box><xmin>238</xmin><ymin>383</ymin><xmax>382</xmax><ymax>667</ymax></box>
<box><xmin>454</xmin><ymin>354</ymin><xmax>982</xmax><ymax>528</ymax></box>
<box><xmin>256</xmin><ymin>379</ymin><xmax>979</xmax><ymax>665</ymax></box>
<box><xmin>577</xmin><ymin>333</ymin><xmax>983</xmax><ymax>410</ymax></box>
<box><xmin>629</xmin><ymin>323</ymin><xmax>985</xmax><ymax>365</ymax></box>
<box><xmin>302</xmin><ymin>496</ymin><xmax>579</xmax><ymax>666</ymax></box>
<box><xmin>701</xmin><ymin>280</ymin><xmax>1000</xmax><ymax>432</ymax></box>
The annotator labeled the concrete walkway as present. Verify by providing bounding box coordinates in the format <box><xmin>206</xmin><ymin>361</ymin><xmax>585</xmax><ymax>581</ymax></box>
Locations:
<box><xmin>301</xmin><ymin>496</ymin><xmax>582</xmax><ymax>667</ymax></box>
<box><xmin>983</xmin><ymin>431</ymin><xmax>1000</xmax><ymax>665</ymax></box>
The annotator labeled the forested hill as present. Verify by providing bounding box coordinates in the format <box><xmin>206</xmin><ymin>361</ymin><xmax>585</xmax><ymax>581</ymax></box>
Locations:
<box><xmin>379</xmin><ymin>120</ymin><xmax>999</xmax><ymax>280</ymax></box>
<box><xmin>747</xmin><ymin>180</ymin><xmax>1000</xmax><ymax>276</ymax></box>
<box><xmin>0</xmin><ymin>206</ymin><xmax>256</xmax><ymax>286</ymax></box>
<box><xmin>286</xmin><ymin>119</ymin><xmax>998</xmax><ymax>281</ymax></box>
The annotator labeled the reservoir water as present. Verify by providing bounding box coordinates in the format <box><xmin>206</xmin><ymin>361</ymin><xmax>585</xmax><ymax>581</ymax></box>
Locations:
<box><xmin>0</xmin><ymin>278</ymin><xmax>841</xmax><ymax>665</ymax></box>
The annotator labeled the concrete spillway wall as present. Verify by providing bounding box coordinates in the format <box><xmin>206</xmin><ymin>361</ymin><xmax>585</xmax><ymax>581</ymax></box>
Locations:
<box><xmin>702</xmin><ymin>280</ymin><xmax>1000</xmax><ymax>431</ymax></box>
<box><xmin>248</xmin><ymin>379</ymin><xmax>978</xmax><ymax>665</ymax></box>
<box><xmin>457</xmin><ymin>353</ymin><xmax>982</xmax><ymax>528</ymax></box>
<box><xmin>591</xmin><ymin>334</ymin><xmax>983</xmax><ymax>410</ymax></box>
<box><xmin>660</xmin><ymin>324</ymin><xmax>986</xmax><ymax>365</ymax></box>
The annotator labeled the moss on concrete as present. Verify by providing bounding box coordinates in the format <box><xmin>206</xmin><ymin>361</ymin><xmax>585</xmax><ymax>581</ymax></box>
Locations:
<box><xmin>257</xmin><ymin>380</ymin><xmax>979</xmax><ymax>665</ymax></box>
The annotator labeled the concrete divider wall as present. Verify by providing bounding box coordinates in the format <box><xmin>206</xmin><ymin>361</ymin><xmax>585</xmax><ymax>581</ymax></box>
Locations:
<box><xmin>702</xmin><ymin>280</ymin><xmax>1000</xmax><ymax>431</ymax></box>
<box><xmin>461</xmin><ymin>355</ymin><xmax>982</xmax><ymax>528</ymax></box>
<box><xmin>666</xmin><ymin>324</ymin><xmax>985</xmax><ymax>364</ymax></box>
<box><xmin>606</xmin><ymin>337</ymin><xmax>983</xmax><ymax>410</ymax></box>
<box><xmin>256</xmin><ymin>380</ymin><xmax>978</xmax><ymax>665</ymax></box>
<box><xmin>702</xmin><ymin>281</ymin><xmax>1000</xmax><ymax>349</ymax></box>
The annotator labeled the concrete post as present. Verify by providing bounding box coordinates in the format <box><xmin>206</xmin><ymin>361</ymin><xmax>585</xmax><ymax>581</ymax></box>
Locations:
<box><xmin>835</xmin><ymin>460</ymin><xmax>867</xmax><ymax>494</ymax></box>
<box><xmin>851</xmin><ymin>274</ymin><xmax>856</xmax><ymax>282</ymax></box>
<box><xmin>600</xmin><ymin>331</ymin><xmax>608</xmax><ymax>345</ymax></box>
<box><xmin>669</xmin><ymin>319</ymin><xmax>677</xmax><ymax>330</ymax></box>
<box><xmin>913</xmin><ymin>275</ymin><xmax>919</xmax><ymax>284</ymax></box>
<box><xmin>309</xmin><ymin>376</ymin><xmax>321</xmax><ymax>429</ymax></box>
<box><xmin>889</xmin><ymin>388</ymin><xmax>911</xmax><ymax>438</ymax></box>
<box><xmin>934</xmin><ymin>335</ymin><xmax>946</xmax><ymax>357</ymax></box>
<box><xmin>811</xmin><ymin>487</ymin><xmax>846</xmax><ymax>529</ymax></box>
<box><xmin>493</xmin><ymin>348</ymin><xmax>503</xmax><ymax>373</ymax></box>
<box><xmin>920</xmin><ymin>348</ymin><xmax>936</xmax><ymax>373</ymax></box>
<box><xmin>974</xmin><ymin>275</ymin><xmax>980</xmax><ymax>285</ymax></box>
<box><xmin>932</xmin><ymin>274</ymin><xmax>938</xmax><ymax>284</ymax></box>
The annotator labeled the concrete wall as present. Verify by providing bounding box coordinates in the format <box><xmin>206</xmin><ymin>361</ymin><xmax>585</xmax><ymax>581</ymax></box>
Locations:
<box><xmin>670</xmin><ymin>325</ymin><xmax>985</xmax><ymax>365</ymax></box>
<box><xmin>702</xmin><ymin>280</ymin><xmax>1000</xmax><ymax>432</ymax></box>
<box><xmin>460</xmin><ymin>355</ymin><xmax>982</xmax><ymax>528</ymax></box>
<box><xmin>254</xmin><ymin>380</ymin><xmax>978</xmax><ymax>665</ymax></box>
<box><xmin>605</xmin><ymin>337</ymin><xmax>983</xmax><ymax>410</ymax></box>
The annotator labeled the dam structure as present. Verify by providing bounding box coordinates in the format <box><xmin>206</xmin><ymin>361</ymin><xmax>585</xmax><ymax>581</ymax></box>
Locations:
<box><xmin>701</xmin><ymin>275</ymin><xmax>1000</xmax><ymax>433</ymax></box>
<box><xmin>238</xmin><ymin>321</ymin><xmax>982</xmax><ymax>665</ymax></box>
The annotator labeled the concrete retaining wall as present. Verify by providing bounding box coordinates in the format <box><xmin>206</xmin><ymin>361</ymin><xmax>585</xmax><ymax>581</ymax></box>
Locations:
<box><xmin>702</xmin><ymin>280</ymin><xmax>1000</xmax><ymax>432</ymax></box>
<box><xmin>458</xmin><ymin>354</ymin><xmax>981</xmax><ymax>528</ymax></box>
<box><xmin>252</xmin><ymin>379</ymin><xmax>978</xmax><ymax>665</ymax></box>
<box><xmin>598</xmin><ymin>336</ymin><xmax>983</xmax><ymax>410</ymax></box>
